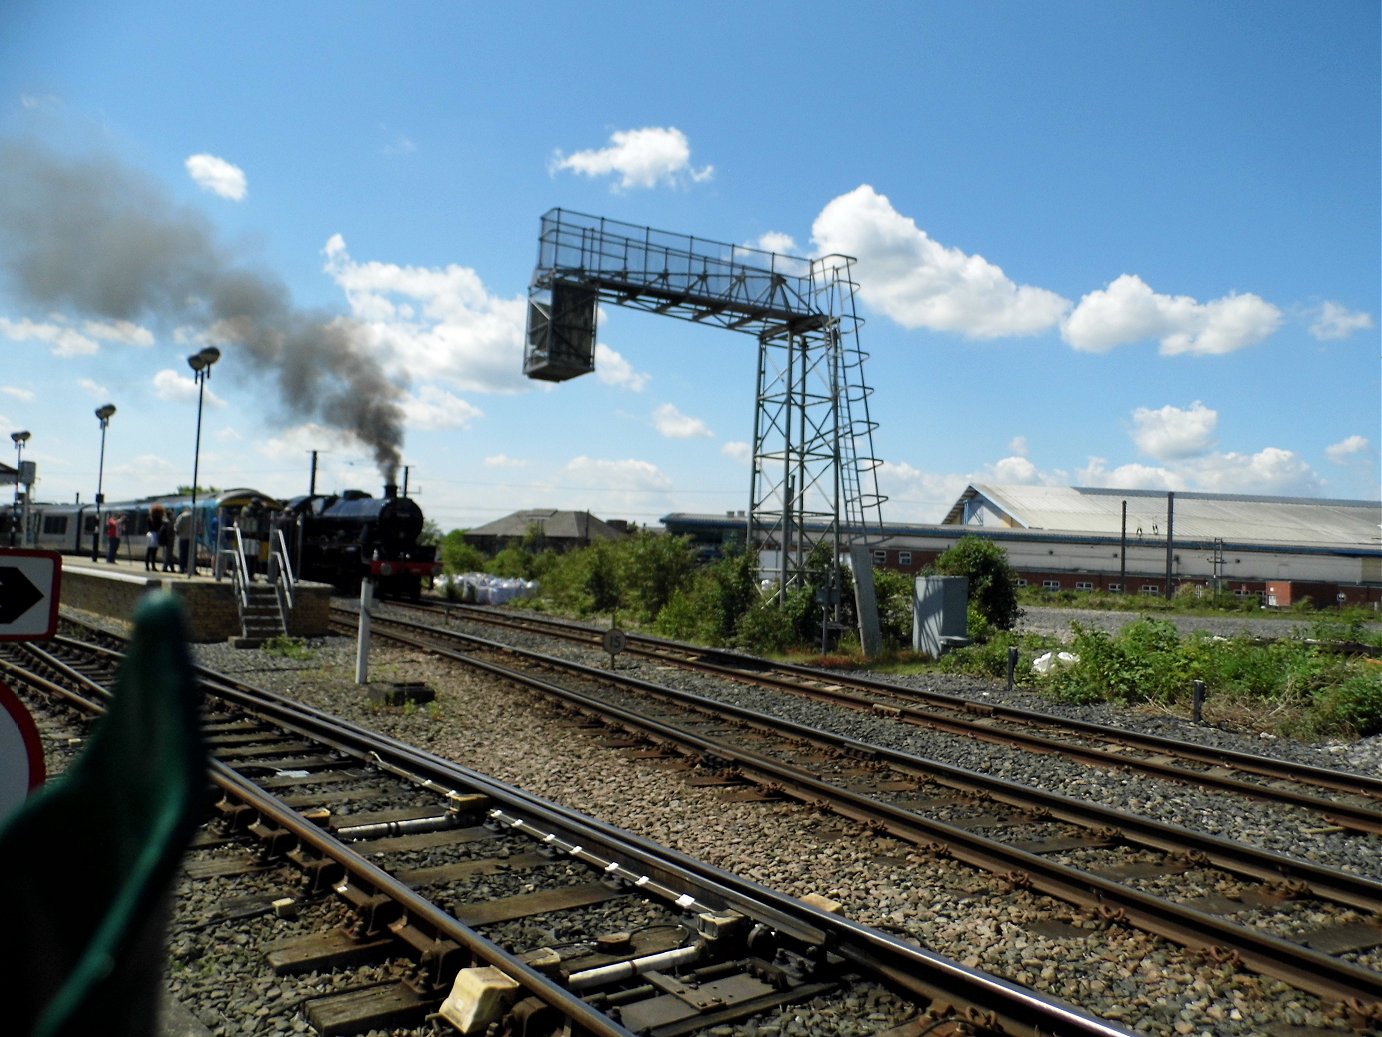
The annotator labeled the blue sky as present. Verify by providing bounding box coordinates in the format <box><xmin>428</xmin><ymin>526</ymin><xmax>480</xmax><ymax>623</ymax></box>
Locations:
<box><xmin>1</xmin><ymin>1</ymin><xmax>1377</xmax><ymax>534</ymax></box>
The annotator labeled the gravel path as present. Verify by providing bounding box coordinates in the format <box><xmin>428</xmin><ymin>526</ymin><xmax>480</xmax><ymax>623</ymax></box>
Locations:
<box><xmin>1017</xmin><ymin>604</ymin><xmax>1379</xmax><ymax>642</ymax></box>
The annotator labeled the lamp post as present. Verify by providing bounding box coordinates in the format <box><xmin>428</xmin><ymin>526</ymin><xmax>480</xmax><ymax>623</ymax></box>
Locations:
<box><xmin>10</xmin><ymin>430</ymin><xmax>31</xmax><ymax>547</ymax></box>
<box><xmin>92</xmin><ymin>404</ymin><xmax>116</xmax><ymax>561</ymax></box>
<box><xmin>186</xmin><ymin>346</ymin><xmax>220</xmax><ymax>576</ymax></box>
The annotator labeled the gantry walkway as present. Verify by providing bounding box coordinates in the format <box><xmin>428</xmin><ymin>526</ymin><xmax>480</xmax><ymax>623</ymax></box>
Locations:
<box><xmin>524</xmin><ymin>208</ymin><xmax>886</xmax><ymax>651</ymax></box>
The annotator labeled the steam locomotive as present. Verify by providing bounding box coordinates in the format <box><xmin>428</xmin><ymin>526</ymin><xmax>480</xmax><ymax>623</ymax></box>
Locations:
<box><xmin>280</xmin><ymin>484</ymin><xmax>439</xmax><ymax>598</ymax></box>
<box><xmin>5</xmin><ymin>483</ymin><xmax>438</xmax><ymax>598</ymax></box>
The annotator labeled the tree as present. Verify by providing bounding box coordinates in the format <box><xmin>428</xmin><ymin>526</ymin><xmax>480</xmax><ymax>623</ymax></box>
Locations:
<box><xmin>934</xmin><ymin>536</ymin><xmax>1022</xmax><ymax>632</ymax></box>
<box><xmin>439</xmin><ymin>529</ymin><xmax>486</xmax><ymax>574</ymax></box>
<box><xmin>622</xmin><ymin>531</ymin><xmax>697</xmax><ymax>620</ymax></box>
<box><xmin>584</xmin><ymin>540</ymin><xmax>622</xmax><ymax>614</ymax></box>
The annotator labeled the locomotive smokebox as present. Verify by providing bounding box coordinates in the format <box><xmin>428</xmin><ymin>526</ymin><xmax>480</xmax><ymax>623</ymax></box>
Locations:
<box><xmin>383</xmin><ymin>483</ymin><xmax>398</xmax><ymax>499</ymax></box>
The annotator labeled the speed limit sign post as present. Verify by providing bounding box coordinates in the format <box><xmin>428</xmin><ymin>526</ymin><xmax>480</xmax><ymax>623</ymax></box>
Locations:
<box><xmin>601</xmin><ymin>626</ymin><xmax>627</xmax><ymax>668</ymax></box>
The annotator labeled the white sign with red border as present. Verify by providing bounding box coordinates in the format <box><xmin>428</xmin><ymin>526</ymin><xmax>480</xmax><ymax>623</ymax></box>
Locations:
<box><xmin>0</xmin><ymin>680</ymin><xmax>45</xmax><ymax>821</ymax></box>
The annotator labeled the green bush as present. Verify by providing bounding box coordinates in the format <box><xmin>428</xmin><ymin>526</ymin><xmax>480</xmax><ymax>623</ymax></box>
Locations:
<box><xmin>872</xmin><ymin>567</ymin><xmax>916</xmax><ymax>648</ymax></box>
<box><xmin>439</xmin><ymin>530</ymin><xmax>486</xmax><ymax>575</ymax></box>
<box><xmin>655</xmin><ymin>549</ymin><xmax>759</xmax><ymax>644</ymax></box>
<box><xmin>1311</xmin><ymin>669</ymin><xmax>1382</xmax><ymax>736</ymax></box>
<box><xmin>1043</xmin><ymin>619</ymin><xmax>1188</xmax><ymax>705</ymax></box>
<box><xmin>622</xmin><ymin>531</ymin><xmax>698</xmax><ymax>621</ymax></box>
<box><xmin>735</xmin><ymin>584</ymin><xmax>818</xmax><ymax>655</ymax></box>
<box><xmin>933</xmin><ymin>536</ymin><xmax>1021</xmax><ymax>632</ymax></box>
<box><xmin>1026</xmin><ymin>618</ymin><xmax>1382</xmax><ymax>737</ymax></box>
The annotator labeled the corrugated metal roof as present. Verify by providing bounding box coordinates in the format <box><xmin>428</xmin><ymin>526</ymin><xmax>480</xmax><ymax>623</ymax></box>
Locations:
<box><xmin>946</xmin><ymin>485</ymin><xmax>1382</xmax><ymax>547</ymax></box>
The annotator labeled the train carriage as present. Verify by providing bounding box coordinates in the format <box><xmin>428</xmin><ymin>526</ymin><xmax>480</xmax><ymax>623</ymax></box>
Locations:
<box><xmin>5</xmin><ymin>483</ymin><xmax>437</xmax><ymax>598</ymax></box>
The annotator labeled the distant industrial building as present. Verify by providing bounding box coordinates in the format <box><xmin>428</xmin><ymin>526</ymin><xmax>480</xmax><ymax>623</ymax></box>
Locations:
<box><xmin>663</xmin><ymin>485</ymin><xmax>1382</xmax><ymax>609</ymax></box>
<box><xmin>464</xmin><ymin>509</ymin><xmax>628</xmax><ymax>555</ymax></box>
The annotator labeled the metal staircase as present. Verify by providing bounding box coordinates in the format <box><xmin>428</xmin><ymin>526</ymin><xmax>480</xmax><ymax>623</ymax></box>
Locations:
<box><xmin>221</xmin><ymin>527</ymin><xmax>291</xmax><ymax>648</ymax></box>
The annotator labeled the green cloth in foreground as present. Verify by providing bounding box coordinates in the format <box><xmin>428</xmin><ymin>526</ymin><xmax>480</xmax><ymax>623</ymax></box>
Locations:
<box><xmin>0</xmin><ymin>593</ymin><xmax>206</xmax><ymax>1037</ymax></box>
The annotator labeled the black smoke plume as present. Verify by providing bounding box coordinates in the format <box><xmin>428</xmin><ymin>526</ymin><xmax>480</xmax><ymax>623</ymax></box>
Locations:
<box><xmin>0</xmin><ymin>139</ymin><xmax>406</xmax><ymax>481</ymax></box>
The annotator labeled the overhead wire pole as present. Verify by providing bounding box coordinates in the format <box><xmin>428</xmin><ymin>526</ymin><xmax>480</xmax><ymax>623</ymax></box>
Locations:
<box><xmin>523</xmin><ymin>208</ymin><xmax>886</xmax><ymax>655</ymax></box>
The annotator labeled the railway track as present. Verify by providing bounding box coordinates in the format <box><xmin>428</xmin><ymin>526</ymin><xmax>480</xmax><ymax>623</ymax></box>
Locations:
<box><xmin>3</xmin><ymin>626</ymin><xmax>1132</xmax><ymax>1037</ymax></box>
<box><xmin>399</xmin><ymin>601</ymin><xmax>1382</xmax><ymax>834</ymax></box>
<box><xmin>324</xmin><ymin>602</ymin><xmax>1382</xmax><ymax>1024</ymax></box>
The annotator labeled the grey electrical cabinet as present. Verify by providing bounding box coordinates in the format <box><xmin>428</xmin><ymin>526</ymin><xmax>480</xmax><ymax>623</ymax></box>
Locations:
<box><xmin>913</xmin><ymin>576</ymin><xmax>970</xmax><ymax>658</ymax></box>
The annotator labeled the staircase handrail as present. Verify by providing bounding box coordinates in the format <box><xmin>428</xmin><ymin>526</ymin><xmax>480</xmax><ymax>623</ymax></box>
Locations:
<box><xmin>271</xmin><ymin>527</ymin><xmax>295</xmax><ymax>610</ymax></box>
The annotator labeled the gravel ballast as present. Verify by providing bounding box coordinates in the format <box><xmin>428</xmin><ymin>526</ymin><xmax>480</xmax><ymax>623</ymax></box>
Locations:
<box><xmin>164</xmin><ymin>606</ymin><xmax>1379</xmax><ymax>1037</ymax></box>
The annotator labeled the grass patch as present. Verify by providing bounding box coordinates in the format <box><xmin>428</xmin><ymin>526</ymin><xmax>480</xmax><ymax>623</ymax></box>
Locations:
<box><xmin>262</xmin><ymin>635</ymin><xmax>314</xmax><ymax>661</ymax></box>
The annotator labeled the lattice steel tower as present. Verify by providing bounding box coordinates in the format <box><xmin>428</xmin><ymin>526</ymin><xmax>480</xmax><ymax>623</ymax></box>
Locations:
<box><xmin>524</xmin><ymin>209</ymin><xmax>886</xmax><ymax>652</ymax></box>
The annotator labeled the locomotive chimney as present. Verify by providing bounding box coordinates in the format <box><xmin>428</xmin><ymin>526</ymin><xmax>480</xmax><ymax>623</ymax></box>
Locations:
<box><xmin>383</xmin><ymin>482</ymin><xmax>398</xmax><ymax>499</ymax></box>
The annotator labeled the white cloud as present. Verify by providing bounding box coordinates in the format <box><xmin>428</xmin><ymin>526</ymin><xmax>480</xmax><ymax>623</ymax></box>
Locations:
<box><xmin>1008</xmin><ymin>435</ymin><xmax>1029</xmax><ymax>457</ymax></box>
<box><xmin>875</xmin><ymin>460</ymin><xmax>971</xmax><ymax>523</ymax></box>
<box><xmin>550</xmin><ymin>126</ymin><xmax>713</xmax><ymax>190</ymax></box>
<box><xmin>594</xmin><ymin>343</ymin><xmax>650</xmax><ymax>391</ymax></box>
<box><xmin>1325</xmin><ymin>435</ymin><xmax>1372</xmax><ymax>465</ymax></box>
<box><xmin>753</xmin><ymin>231</ymin><xmax>800</xmax><ymax>255</ymax></box>
<box><xmin>1078</xmin><ymin>457</ymin><xmax>1182</xmax><ymax>491</ymax></box>
<box><xmin>152</xmin><ymin>368</ymin><xmax>224</xmax><ymax>406</ymax></box>
<box><xmin>2</xmin><ymin>386</ymin><xmax>35</xmax><ymax>401</ymax></box>
<box><xmin>79</xmin><ymin>378</ymin><xmax>107</xmax><ymax>398</ymax></box>
<box><xmin>653</xmin><ymin>403</ymin><xmax>712</xmax><ymax>439</ymax></box>
<box><xmin>987</xmin><ymin>456</ymin><xmax>1041</xmax><ymax>483</ymax></box>
<box><xmin>1184</xmin><ymin>447</ymin><xmax>1322</xmax><ymax>495</ymax></box>
<box><xmin>1129</xmin><ymin>401</ymin><xmax>1218</xmax><ymax>460</ymax></box>
<box><xmin>256</xmin><ymin>423</ymin><xmax>357</xmax><ymax>470</ymax></box>
<box><xmin>403</xmin><ymin>385</ymin><xmax>484</xmax><ymax>430</ymax></box>
<box><xmin>1084</xmin><ymin>445</ymin><xmax>1320</xmax><ymax>495</ymax></box>
<box><xmin>1309</xmin><ymin>301</ymin><xmax>1374</xmax><ymax>341</ymax></box>
<box><xmin>185</xmin><ymin>153</ymin><xmax>247</xmax><ymax>201</ymax></box>
<box><xmin>1063</xmin><ymin>274</ymin><xmax>1281</xmax><ymax>355</ymax></box>
<box><xmin>721</xmin><ymin>441</ymin><xmax>752</xmax><ymax>464</ymax></box>
<box><xmin>811</xmin><ymin>185</ymin><xmax>1070</xmax><ymax>339</ymax></box>
<box><xmin>82</xmin><ymin>318</ymin><xmax>154</xmax><ymax>346</ymax></box>
<box><xmin>563</xmin><ymin>456</ymin><xmax>673</xmax><ymax>491</ymax></box>
<box><xmin>484</xmin><ymin>453</ymin><xmax>530</xmax><ymax>469</ymax></box>
<box><xmin>540</xmin><ymin>456</ymin><xmax>677</xmax><ymax>524</ymax></box>
<box><xmin>322</xmin><ymin>234</ymin><xmax>529</xmax><ymax>394</ymax></box>
<box><xmin>21</xmin><ymin>93</ymin><xmax>60</xmax><ymax>110</ymax></box>
<box><xmin>0</xmin><ymin>315</ymin><xmax>100</xmax><ymax>356</ymax></box>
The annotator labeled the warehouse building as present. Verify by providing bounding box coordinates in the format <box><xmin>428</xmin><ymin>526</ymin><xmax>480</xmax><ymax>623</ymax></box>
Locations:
<box><xmin>663</xmin><ymin>485</ymin><xmax>1382</xmax><ymax>609</ymax></box>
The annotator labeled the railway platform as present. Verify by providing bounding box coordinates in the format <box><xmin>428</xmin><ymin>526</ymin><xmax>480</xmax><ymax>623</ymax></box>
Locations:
<box><xmin>56</xmin><ymin>553</ymin><xmax>332</xmax><ymax>643</ymax></box>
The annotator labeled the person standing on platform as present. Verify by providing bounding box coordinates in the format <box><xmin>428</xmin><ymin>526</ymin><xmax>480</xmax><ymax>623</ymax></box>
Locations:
<box><xmin>105</xmin><ymin>512</ymin><xmax>124</xmax><ymax>563</ymax></box>
<box><xmin>160</xmin><ymin>511</ymin><xmax>176</xmax><ymax>572</ymax></box>
<box><xmin>175</xmin><ymin>509</ymin><xmax>193</xmax><ymax>573</ymax></box>
<box><xmin>143</xmin><ymin>527</ymin><xmax>157</xmax><ymax>570</ymax></box>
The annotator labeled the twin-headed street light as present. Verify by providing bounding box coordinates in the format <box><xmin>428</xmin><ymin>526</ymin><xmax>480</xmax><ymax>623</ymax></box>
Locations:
<box><xmin>187</xmin><ymin>346</ymin><xmax>220</xmax><ymax>576</ymax></box>
<box><xmin>9</xmin><ymin>430</ymin><xmax>31</xmax><ymax>547</ymax></box>
<box><xmin>92</xmin><ymin>404</ymin><xmax>116</xmax><ymax>561</ymax></box>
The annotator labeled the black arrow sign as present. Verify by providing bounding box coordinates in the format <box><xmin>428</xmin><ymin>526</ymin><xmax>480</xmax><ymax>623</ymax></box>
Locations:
<box><xmin>0</xmin><ymin>566</ymin><xmax>44</xmax><ymax>625</ymax></box>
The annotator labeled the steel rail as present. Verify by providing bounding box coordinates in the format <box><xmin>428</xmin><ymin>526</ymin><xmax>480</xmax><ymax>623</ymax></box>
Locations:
<box><xmin>350</xmin><ymin>614</ymin><xmax>1382</xmax><ymax>1012</ymax></box>
<box><xmin>196</xmin><ymin>674</ymin><xmax>1134</xmax><ymax>1037</ymax></box>
<box><xmin>405</xmin><ymin>603</ymin><xmax>1382</xmax><ymax>821</ymax></box>
<box><xmin>354</xmin><ymin>611</ymin><xmax>1382</xmax><ymax>909</ymax></box>
<box><xmin>206</xmin><ymin>762</ymin><xmax>641</xmax><ymax>1037</ymax></box>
